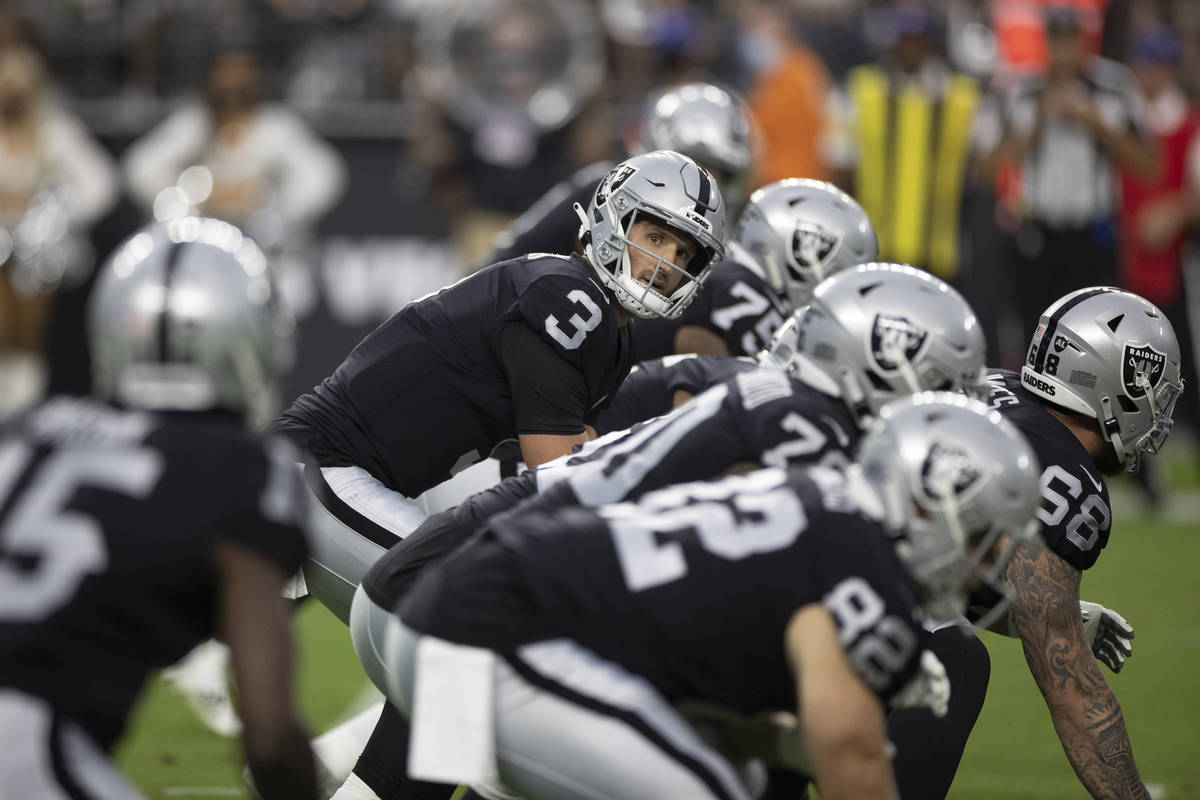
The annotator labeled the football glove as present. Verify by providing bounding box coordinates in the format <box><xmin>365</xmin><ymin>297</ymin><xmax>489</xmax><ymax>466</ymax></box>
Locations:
<box><xmin>888</xmin><ymin>649</ymin><xmax>950</xmax><ymax>717</ymax></box>
<box><xmin>1080</xmin><ymin>600</ymin><xmax>1134</xmax><ymax>673</ymax></box>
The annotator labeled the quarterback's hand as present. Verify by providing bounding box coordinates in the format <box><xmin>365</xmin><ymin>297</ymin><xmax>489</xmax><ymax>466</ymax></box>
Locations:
<box><xmin>1080</xmin><ymin>601</ymin><xmax>1134</xmax><ymax>673</ymax></box>
<box><xmin>888</xmin><ymin>649</ymin><xmax>950</xmax><ymax>717</ymax></box>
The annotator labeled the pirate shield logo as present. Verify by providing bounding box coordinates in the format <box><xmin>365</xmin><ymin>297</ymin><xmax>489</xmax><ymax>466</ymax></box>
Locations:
<box><xmin>1122</xmin><ymin>343</ymin><xmax>1166</xmax><ymax>399</ymax></box>
<box><xmin>870</xmin><ymin>314</ymin><xmax>928</xmax><ymax>374</ymax></box>
<box><xmin>595</xmin><ymin>163</ymin><xmax>637</xmax><ymax>208</ymax></box>
<box><xmin>791</xmin><ymin>222</ymin><xmax>839</xmax><ymax>275</ymax></box>
<box><xmin>921</xmin><ymin>441</ymin><xmax>982</xmax><ymax>503</ymax></box>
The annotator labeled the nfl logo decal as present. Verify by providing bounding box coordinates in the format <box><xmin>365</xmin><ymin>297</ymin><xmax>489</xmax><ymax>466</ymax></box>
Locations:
<box><xmin>921</xmin><ymin>441</ymin><xmax>981</xmax><ymax>501</ymax></box>
<box><xmin>870</xmin><ymin>314</ymin><xmax>928</xmax><ymax>373</ymax></box>
<box><xmin>1122</xmin><ymin>343</ymin><xmax>1166</xmax><ymax>398</ymax></box>
<box><xmin>791</xmin><ymin>222</ymin><xmax>839</xmax><ymax>269</ymax></box>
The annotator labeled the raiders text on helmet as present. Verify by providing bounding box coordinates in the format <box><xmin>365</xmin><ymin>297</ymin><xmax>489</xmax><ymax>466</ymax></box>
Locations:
<box><xmin>89</xmin><ymin>217</ymin><xmax>295</xmax><ymax>429</ymax></box>
<box><xmin>1020</xmin><ymin>287</ymin><xmax>1184</xmax><ymax>471</ymax></box>
<box><xmin>766</xmin><ymin>263</ymin><xmax>985</xmax><ymax>425</ymax></box>
<box><xmin>855</xmin><ymin>392</ymin><xmax>1041</xmax><ymax>625</ymax></box>
<box><xmin>729</xmin><ymin>178</ymin><xmax>878</xmax><ymax>311</ymax></box>
<box><xmin>574</xmin><ymin>150</ymin><xmax>726</xmax><ymax>319</ymax></box>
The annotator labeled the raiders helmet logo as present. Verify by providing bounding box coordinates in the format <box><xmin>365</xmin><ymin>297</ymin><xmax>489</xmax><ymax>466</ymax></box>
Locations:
<box><xmin>1122</xmin><ymin>343</ymin><xmax>1166</xmax><ymax>399</ymax></box>
<box><xmin>596</xmin><ymin>164</ymin><xmax>637</xmax><ymax>207</ymax></box>
<box><xmin>791</xmin><ymin>222</ymin><xmax>839</xmax><ymax>273</ymax></box>
<box><xmin>870</xmin><ymin>314</ymin><xmax>928</xmax><ymax>374</ymax></box>
<box><xmin>921</xmin><ymin>441</ymin><xmax>982</xmax><ymax>502</ymax></box>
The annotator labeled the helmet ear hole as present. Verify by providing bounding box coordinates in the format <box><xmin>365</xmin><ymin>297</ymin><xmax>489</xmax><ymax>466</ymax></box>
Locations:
<box><xmin>1118</xmin><ymin>395</ymin><xmax>1139</xmax><ymax>413</ymax></box>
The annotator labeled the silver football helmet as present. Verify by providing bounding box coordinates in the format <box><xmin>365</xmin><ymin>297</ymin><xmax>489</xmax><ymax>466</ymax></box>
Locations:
<box><xmin>856</xmin><ymin>392</ymin><xmax>1041</xmax><ymax>625</ymax></box>
<box><xmin>633</xmin><ymin>82</ymin><xmax>755</xmax><ymax>203</ymax></box>
<box><xmin>1020</xmin><ymin>287</ymin><xmax>1184</xmax><ymax>472</ymax></box>
<box><xmin>766</xmin><ymin>263</ymin><xmax>985</xmax><ymax>426</ymax></box>
<box><xmin>729</xmin><ymin>178</ymin><xmax>878</xmax><ymax>311</ymax></box>
<box><xmin>89</xmin><ymin>217</ymin><xmax>295</xmax><ymax>430</ymax></box>
<box><xmin>574</xmin><ymin>150</ymin><xmax>726</xmax><ymax>319</ymax></box>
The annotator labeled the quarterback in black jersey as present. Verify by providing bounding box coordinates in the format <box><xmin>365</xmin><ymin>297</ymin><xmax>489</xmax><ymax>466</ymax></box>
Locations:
<box><xmin>0</xmin><ymin>220</ymin><xmax>316</xmax><ymax>800</ymax></box>
<box><xmin>276</xmin><ymin>150</ymin><xmax>725</xmax><ymax>627</ymax></box>
<box><xmin>887</xmin><ymin>287</ymin><xmax>1185</xmax><ymax>800</ymax></box>
<box><xmin>372</xmin><ymin>395</ymin><xmax>1041</xmax><ymax>800</ymax></box>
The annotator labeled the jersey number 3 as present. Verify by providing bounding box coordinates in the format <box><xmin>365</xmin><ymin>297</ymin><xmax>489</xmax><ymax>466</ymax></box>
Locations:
<box><xmin>0</xmin><ymin>442</ymin><xmax>163</xmax><ymax>621</ymax></box>
<box><xmin>545</xmin><ymin>289</ymin><xmax>602</xmax><ymax>350</ymax></box>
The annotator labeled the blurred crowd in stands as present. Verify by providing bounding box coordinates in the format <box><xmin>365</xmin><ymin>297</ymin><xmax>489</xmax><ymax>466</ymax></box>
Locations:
<box><xmin>3</xmin><ymin>0</ymin><xmax>1200</xmax><ymax>470</ymax></box>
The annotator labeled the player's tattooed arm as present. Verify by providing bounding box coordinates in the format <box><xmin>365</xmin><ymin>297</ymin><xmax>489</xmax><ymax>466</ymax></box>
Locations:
<box><xmin>1006</xmin><ymin>543</ymin><xmax>1149</xmax><ymax>800</ymax></box>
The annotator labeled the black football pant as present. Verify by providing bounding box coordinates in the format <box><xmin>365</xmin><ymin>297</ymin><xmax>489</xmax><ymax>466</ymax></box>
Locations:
<box><xmin>887</xmin><ymin>625</ymin><xmax>992</xmax><ymax>799</ymax></box>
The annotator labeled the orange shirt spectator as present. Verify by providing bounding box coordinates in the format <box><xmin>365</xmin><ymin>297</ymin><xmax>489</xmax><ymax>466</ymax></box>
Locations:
<box><xmin>738</xmin><ymin>1</ymin><xmax>829</xmax><ymax>188</ymax></box>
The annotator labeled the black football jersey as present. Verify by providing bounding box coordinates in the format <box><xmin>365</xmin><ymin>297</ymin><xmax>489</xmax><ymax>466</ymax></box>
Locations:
<box><xmin>279</xmin><ymin>253</ymin><xmax>634</xmax><ymax>496</ymax></box>
<box><xmin>632</xmin><ymin>260</ymin><xmax>790</xmax><ymax>362</ymax></box>
<box><xmin>401</xmin><ymin>467</ymin><xmax>924</xmax><ymax>714</ymax></box>
<box><xmin>594</xmin><ymin>354</ymin><xmax>759</xmax><ymax>435</ymax></box>
<box><xmin>0</xmin><ymin>397</ymin><xmax>308</xmax><ymax>750</ymax></box>
<box><xmin>451</xmin><ymin>367</ymin><xmax>858</xmax><ymax>534</ymax></box>
<box><xmin>983</xmin><ymin>370</ymin><xmax>1112</xmax><ymax>571</ymax></box>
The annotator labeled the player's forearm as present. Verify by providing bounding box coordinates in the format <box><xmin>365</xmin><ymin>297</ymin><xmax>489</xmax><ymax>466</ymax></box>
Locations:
<box><xmin>808</xmin><ymin>738</ymin><xmax>898</xmax><ymax>800</ymax></box>
<box><xmin>1022</xmin><ymin>627</ymin><xmax>1148</xmax><ymax>797</ymax></box>
<box><xmin>245</xmin><ymin>720</ymin><xmax>318</xmax><ymax>800</ymax></box>
<box><xmin>1044</xmin><ymin>686</ymin><xmax>1148</xmax><ymax>800</ymax></box>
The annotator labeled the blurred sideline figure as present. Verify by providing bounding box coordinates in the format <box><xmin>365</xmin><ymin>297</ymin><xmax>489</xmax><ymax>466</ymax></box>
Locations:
<box><xmin>328</xmin><ymin>263</ymin><xmax>987</xmax><ymax>800</ymax></box>
<box><xmin>825</xmin><ymin>3</ymin><xmax>979</xmax><ymax>282</ymax></box>
<box><xmin>122</xmin><ymin>44</ymin><xmax>346</xmax><ymax>320</ymax></box>
<box><xmin>373</xmin><ymin>394</ymin><xmax>1041</xmax><ymax>800</ymax></box>
<box><xmin>978</xmin><ymin>6</ymin><xmax>1155</xmax><ymax>340</ymax></box>
<box><xmin>736</xmin><ymin>0</ymin><xmax>832</xmax><ymax>187</ymax></box>
<box><xmin>0</xmin><ymin>217</ymin><xmax>316</xmax><ymax>800</ymax></box>
<box><xmin>0</xmin><ymin>44</ymin><xmax>118</xmax><ymax>418</ymax></box>
<box><xmin>407</xmin><ymin>0</ymin><xmax>608</xmax><ymax>269</ymax></box>
<box><xmin>888</xmin><ymin>286</ymin><xmax>1184</xmax><ymax>798</ymax></box>
<box><xmin>1118</xmin><ymin>27</ymin><xmax>1200</xmax><ymax>446</ymax></box>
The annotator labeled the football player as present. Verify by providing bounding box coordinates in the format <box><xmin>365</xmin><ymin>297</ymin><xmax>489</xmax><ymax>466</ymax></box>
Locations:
<box><xmin>635</xmin><ymin>177</ymin><xmax>879</xmax><ymax>360</ymax></box>
<box><xmin>0</xmin><ymin>218</ymin><xmax>315</xmax><ymax>800</ymax></box>
<box><xmin>371</xmin><ymin>393</ymin><xmax>1042</xmax><ymax>800</ymax></box>
<box><xmin>275</xmin><ymin>149</ymin><xmax>725</xmax><ymax>625</ymax></box>
<box><xmin>327</xmin><ymin>263</ymin><xmax>986</xmax><ymax>800</ymax></box>
<box><xmin>595</xmin><ymin>178</ymin><xmax>878</xmax><ymax>433</ymax></box>
<box><xmin>888</xmin><ymin>287</ymin><xmax>1184</xmax><ymax>798</ymax></box>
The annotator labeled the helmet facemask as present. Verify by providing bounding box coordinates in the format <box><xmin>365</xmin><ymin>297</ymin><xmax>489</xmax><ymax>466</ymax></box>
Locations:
<box><xmin>605</xmin><ymin>207</ymin><xmax>717</xmax><ymax>320</ymax></box>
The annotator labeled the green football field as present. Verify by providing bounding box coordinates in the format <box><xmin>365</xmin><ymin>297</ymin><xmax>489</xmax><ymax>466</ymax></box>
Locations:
<box><xmin>115</xmin><ymin>456</ymin><xmax>1200</xmax><ymax>800</ymax></box>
